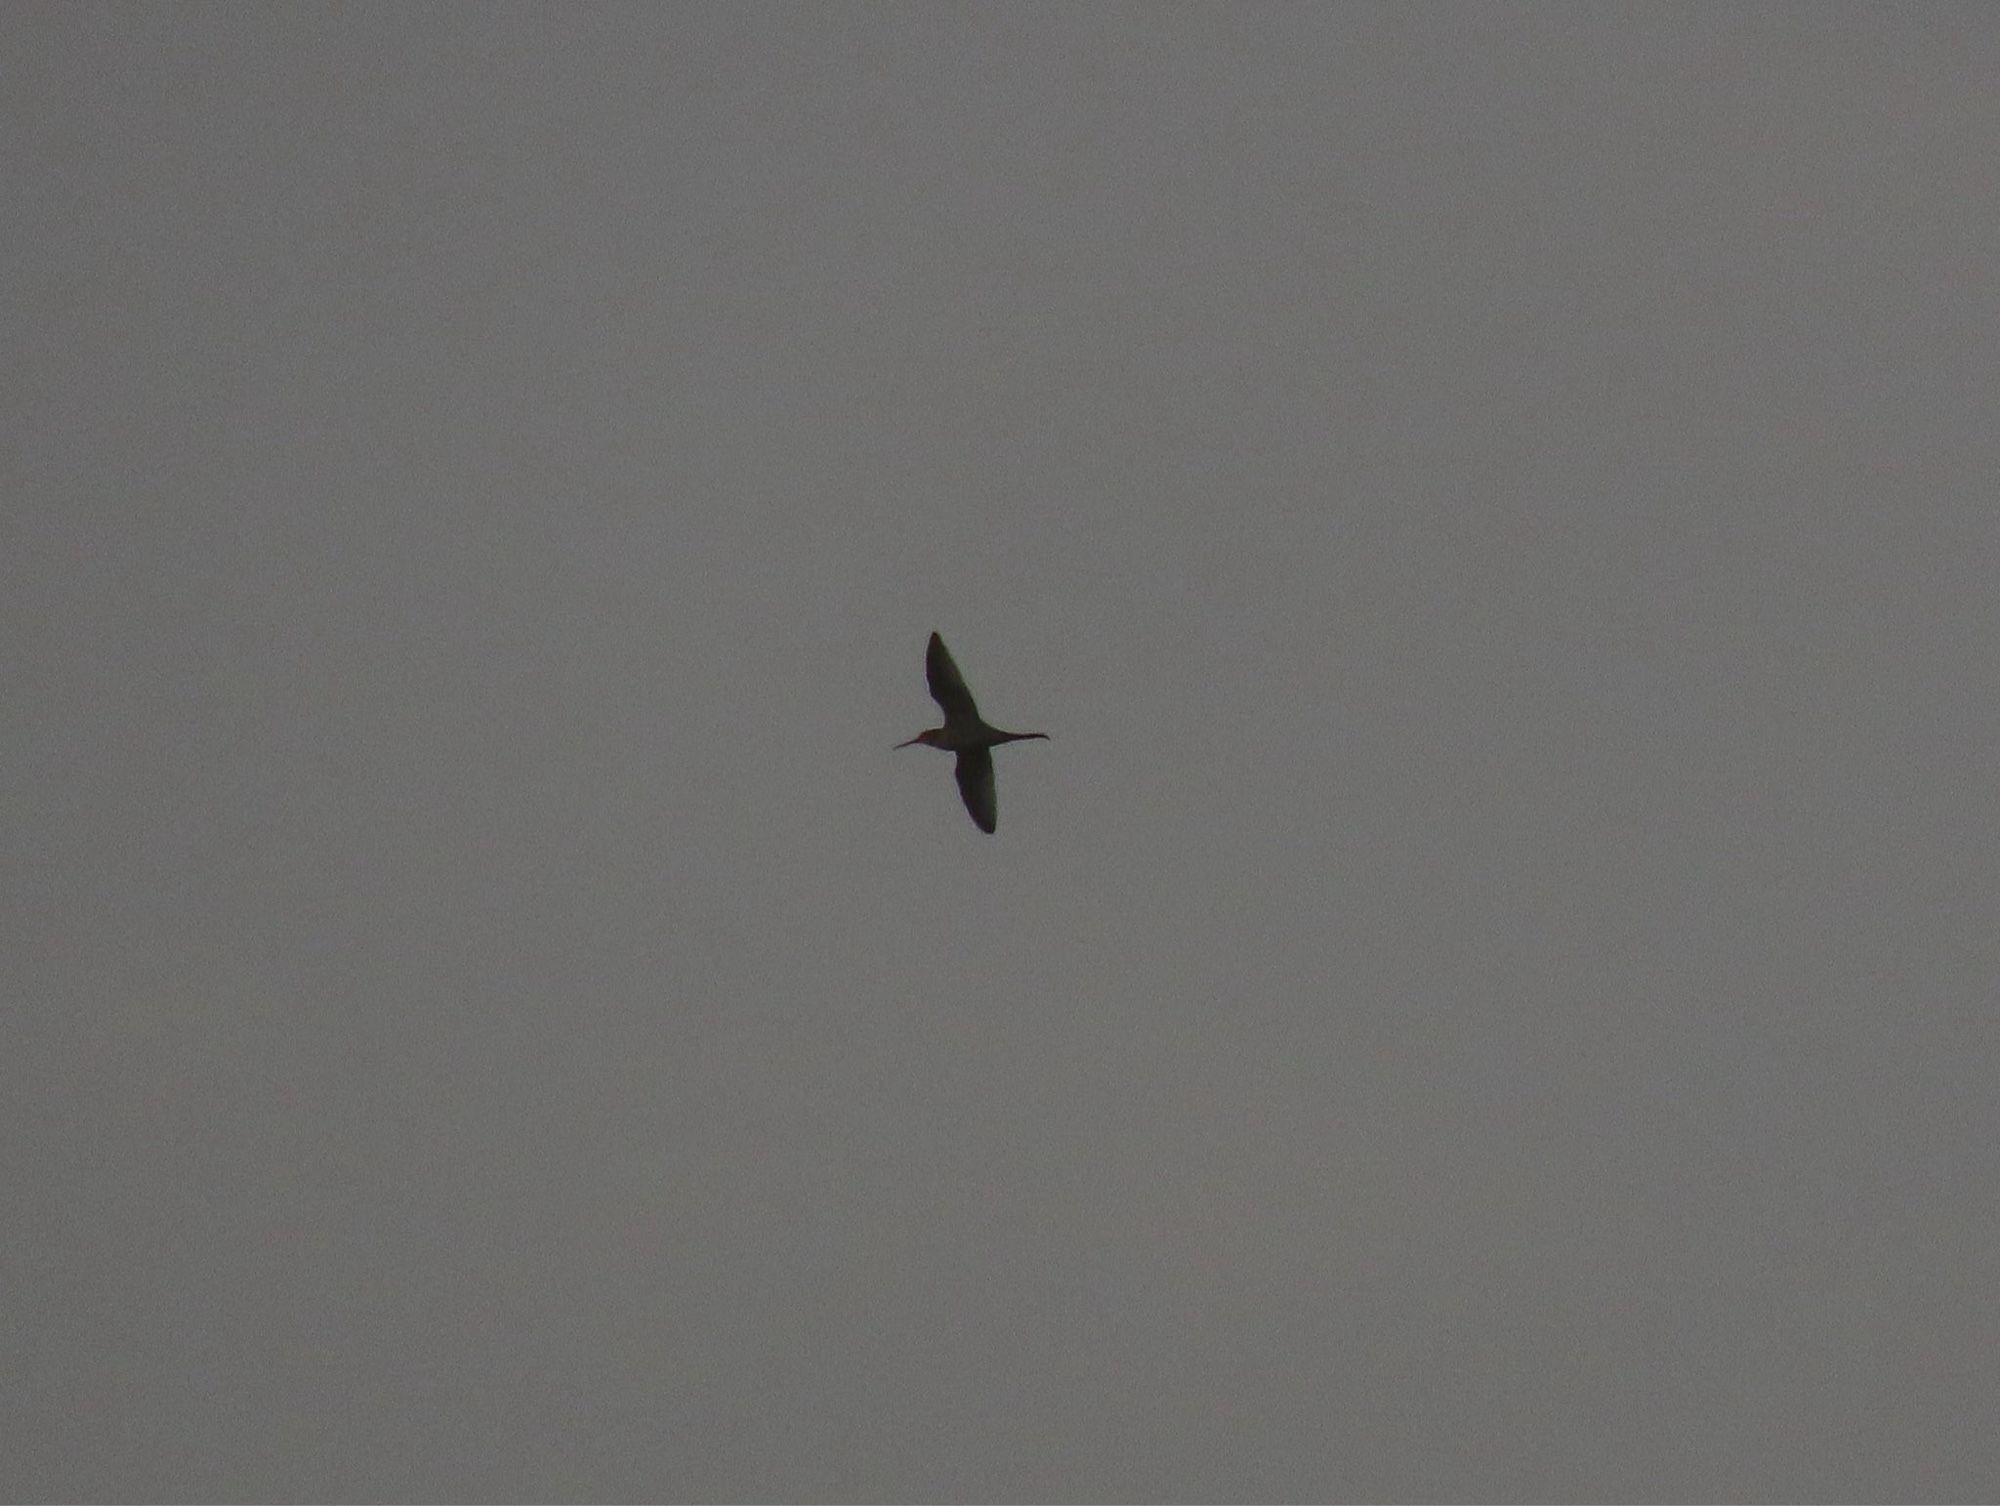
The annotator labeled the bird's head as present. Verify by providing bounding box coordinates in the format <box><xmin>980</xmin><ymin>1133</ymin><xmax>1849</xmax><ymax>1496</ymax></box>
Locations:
<box><xmin>895</xmin><ymin>728</ymin><xmax>945</xmax><ymax>750</ymax></box>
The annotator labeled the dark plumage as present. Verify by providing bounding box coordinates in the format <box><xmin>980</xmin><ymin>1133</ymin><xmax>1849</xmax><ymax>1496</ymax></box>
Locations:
<box><xmin>895</xmin><ymin>633</ymin><xmax>1048</xmax><ymax>833</ymax></box>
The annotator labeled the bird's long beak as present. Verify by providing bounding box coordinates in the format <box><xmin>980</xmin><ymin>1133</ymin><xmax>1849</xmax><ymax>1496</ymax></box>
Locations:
<box><xmin>893</xmin><ymin>735</ymin><xmax>922</xmax><ymax>749</ymax></box>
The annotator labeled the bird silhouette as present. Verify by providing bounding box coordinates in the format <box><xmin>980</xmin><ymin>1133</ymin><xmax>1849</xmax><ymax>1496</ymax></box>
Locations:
<box><xmin>895</xmin><ymin>632</ymin><xmax>1047</xmax><ymax>833</ymax></box>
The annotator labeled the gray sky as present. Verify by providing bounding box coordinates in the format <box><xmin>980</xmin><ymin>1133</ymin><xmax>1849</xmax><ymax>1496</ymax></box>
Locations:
<box><xmin>7</xmin><ymin>5</ymin><xmax>1998</xmax><ymax>1500</ymax></box>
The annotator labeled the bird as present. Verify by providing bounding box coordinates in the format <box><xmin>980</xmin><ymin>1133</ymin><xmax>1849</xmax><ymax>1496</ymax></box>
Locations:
<box><xmin>896</xmin><ymin>632</ymin><xmax>1048</xmax><ymax>833</ymax></box>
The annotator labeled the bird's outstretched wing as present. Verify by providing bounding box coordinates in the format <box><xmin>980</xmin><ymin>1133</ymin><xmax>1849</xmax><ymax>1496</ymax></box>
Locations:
<box><xmin>925</xmin><ymin>632</ymin><xmax>981</xmax><ymax>724</ymax></box>
<box><xmin>953</xmin><ymin>746</ymin><xmax>997</xmax><ymax>833</ymax></box>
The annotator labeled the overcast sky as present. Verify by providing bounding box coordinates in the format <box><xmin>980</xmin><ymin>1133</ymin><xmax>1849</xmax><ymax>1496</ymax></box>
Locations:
<box><xmin>7</xmin><ymin>5</ymin><xmax>1999</xmax><ymax>1501</ymax></box>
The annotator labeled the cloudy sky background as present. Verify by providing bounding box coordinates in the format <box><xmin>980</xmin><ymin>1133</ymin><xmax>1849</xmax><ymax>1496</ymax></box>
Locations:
<box><xmin>7</xmin><ymin>5</ymin><xmax>1998</xmax><ymax>1499</ymax></box>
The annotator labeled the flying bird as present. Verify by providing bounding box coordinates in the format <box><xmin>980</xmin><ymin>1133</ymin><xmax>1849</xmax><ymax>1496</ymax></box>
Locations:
<box><xmin>896</xmin><ymin>632</ymin><xmax>1048</xmax><ymax>833</ymax></box>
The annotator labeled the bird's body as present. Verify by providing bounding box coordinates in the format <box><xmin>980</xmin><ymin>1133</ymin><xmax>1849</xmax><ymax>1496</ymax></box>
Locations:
<box><xmin>896</xmin><ymin>632</ymin><xmax>1047</xmax><ymax>833</ymax></box>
